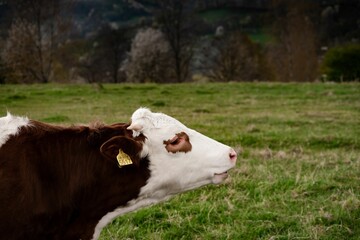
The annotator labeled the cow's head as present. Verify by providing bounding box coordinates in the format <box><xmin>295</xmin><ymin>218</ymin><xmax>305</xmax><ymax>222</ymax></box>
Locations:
<box><xmin>127</xmin><ymin>108</ymin><xmax>237</xmax><ymax>200</ymax></box>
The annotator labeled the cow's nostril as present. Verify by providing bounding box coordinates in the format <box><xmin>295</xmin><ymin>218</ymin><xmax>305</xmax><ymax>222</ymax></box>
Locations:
<box><xmin>229</xmin><ymin>148</ymin><xmax>237</xmax><ymax>162</ymax></box>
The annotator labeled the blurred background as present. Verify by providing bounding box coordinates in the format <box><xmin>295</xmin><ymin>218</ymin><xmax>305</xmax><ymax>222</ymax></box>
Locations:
<box><xmin>0</xmin><ymin>0</ymin><xmax>359</xmax><ymax>84</ymax></box>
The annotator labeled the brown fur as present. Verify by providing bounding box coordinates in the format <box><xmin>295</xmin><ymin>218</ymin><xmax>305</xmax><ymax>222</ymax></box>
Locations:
<box><xmin>0</xmin><ymin>121</ymin><xmax>149</xmax><ymax>240</ymax></box>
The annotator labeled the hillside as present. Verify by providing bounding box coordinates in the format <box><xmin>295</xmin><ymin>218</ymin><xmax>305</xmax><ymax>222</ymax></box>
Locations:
<box><xmin>1</xmin><ymin>0</ymin><xmax>358</xmax><ymax>43</ymax></box>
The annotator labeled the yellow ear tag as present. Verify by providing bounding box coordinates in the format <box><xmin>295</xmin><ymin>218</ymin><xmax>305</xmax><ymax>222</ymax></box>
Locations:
<box><xmin>116</xmin><ymin>149</ymin><xmax>133</xmax><ymax>167</ymax></box>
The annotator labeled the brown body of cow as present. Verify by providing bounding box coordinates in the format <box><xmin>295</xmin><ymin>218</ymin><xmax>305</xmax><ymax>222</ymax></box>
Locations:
<box><xmin>0</xmin><ymin>120</ymin><xmax>149</xmax><ymax>239</ymax></box>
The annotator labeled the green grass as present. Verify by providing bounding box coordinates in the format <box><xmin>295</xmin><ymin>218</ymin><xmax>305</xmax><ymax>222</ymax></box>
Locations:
<box><xmin>1</xmin><ymin>82</ymin><xmax>359</xmax><ymax>239</ymax></box>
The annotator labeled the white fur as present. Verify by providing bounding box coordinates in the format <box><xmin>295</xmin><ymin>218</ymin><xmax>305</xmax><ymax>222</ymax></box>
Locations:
<box><xmin>92</xmin><ymin>198</ymin><xmax>168</xmax><ymax>240</ymax></box>
<box><xmin>93</xmin><ymin>108</ymin><xmax>236</xmax><ymax>239</ymax></box>
<box><xmin>0</xmin><ymin>112</ymin><xmax>29</xmax><ymax>148</ymax></box>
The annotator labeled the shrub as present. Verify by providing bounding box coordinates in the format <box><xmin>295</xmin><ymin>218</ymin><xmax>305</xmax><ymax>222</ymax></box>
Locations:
<box><xmin>322</xmin><ymin>44</ymin><xmax>360</xmax><ymax>82</ymax></box>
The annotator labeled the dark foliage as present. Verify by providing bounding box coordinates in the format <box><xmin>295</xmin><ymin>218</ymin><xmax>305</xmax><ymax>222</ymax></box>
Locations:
<box><xmin>322</xmin><ymin>44</ymin><xmax>360</xmax><ymax>82</ymax></box>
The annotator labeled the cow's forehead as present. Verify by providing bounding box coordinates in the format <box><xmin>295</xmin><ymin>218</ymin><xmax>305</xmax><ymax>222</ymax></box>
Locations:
<box><xmin>131</xmin><ymin>108</ymin><xmax>187</xmax><ymax>129</ymax></box>
<box><xmin>150</xmin><ymin>113</ymin><xmax>186</xmax><ymax>128</ymax></box>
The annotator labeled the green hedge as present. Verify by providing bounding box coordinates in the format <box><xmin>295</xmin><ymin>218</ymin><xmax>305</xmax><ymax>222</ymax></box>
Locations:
<box><xmin>322</xmin><ymin>44</ymin><xmax>360</xmax><ymax>82</ymax></box>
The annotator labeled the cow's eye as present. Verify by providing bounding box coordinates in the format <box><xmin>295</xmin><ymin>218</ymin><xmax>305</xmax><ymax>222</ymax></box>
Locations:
<box><xmin>165</xmin><ymin>135</ymin><xmax>180</xmax><ymax>146</ymax></box>
<box><xmin>170</xmin><ymin>138</ymin><xmax>180</xmax><ymax>145</ymax></box>
<box><xmin>163</xmin><ymin>132</ymin><xmax>192</xmax><ymax>153</ymax></box>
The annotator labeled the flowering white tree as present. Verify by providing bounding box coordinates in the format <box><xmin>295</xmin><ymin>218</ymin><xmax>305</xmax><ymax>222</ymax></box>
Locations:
<box><xmin>124</xmin><ymin>27</ymin><xmax>173</xmax><ymax>83</ymax></box>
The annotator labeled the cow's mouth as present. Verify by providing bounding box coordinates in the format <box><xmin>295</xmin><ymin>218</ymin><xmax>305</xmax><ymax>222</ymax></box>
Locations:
<box><xmin>215</xmin><ymin>171</ymin><xmax>228</xmax><ymax>177</ymax></box>
<box><xmin>213</xmin><ymin>171</ymin><xmax>229</xmax><ymax>184</ymax></box>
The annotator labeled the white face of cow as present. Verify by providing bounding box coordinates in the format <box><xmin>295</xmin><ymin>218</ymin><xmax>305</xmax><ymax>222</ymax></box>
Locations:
<box><xmin>95</xmin><ymin>108</ymin><xmax>237</xmax><ymax>239</ymax></box>
<box><xmin>127</xmin><ymin>108</ymin><xmax>237</xmax><ymax>200</ymax></box>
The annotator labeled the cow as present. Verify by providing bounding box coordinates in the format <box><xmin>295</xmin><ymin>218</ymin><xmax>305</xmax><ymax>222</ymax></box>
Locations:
<box><xmin>0</xmin><ymin>108</ymin><xmax>237</xmax><ymax>240</ymax></box>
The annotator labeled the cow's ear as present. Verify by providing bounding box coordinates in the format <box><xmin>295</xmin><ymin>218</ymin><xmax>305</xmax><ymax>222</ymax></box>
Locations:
<box><xmin>127</xmin><ymin>122</ymin><xmax>143</xmax><ymax>137</ymax></box>
<box><xmin>100</xmin><ymin>136</ymin><xmax>143</xmax><ymax>167</ymax></box>
<box><xmin>127</xmin><ymin>122</ymin><xmax>143</xmax><ymax>131</ymax></box>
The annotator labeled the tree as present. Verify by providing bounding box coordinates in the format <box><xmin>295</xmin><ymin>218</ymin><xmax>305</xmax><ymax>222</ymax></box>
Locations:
<box><xmin>124</xmin><ymin>27</ymin><xmax>173</xmax><ymax>83</ymax></box>
<box><xmin>95</xmin><ymin>25</ymin><xmax>134</xmax><ymax>83</ymax></box>
<box><xmin>154</xmin><ymin>0</ymin><xmax>196</xmax><ymax>82</ymax></box>
<box><xmin>70</xmin><ymin>25</ymin><xmax>134</xmax><ymax>84</ymax></box>
<box><xmin>76</xmin><ymin>49</ymin><xmax>105</xmax><ymax>84</ymax></box>
<box><xmin>266</xmin><ymin>0</ymin><xmax>319</xmax><ymax>82</ymax></box>
<box><xmin>2</xmin><ymin>0</ymin><xmax>72</xmax><ymax>83</ymax></box>
<box><xmin>2</xmin><ymin>20</ymin><xmax>39</xmax><ymax>83</ymax></box>
<box><xmin>202</xmin><ymin>31</ymin><xmax>272</xmax><ymax>82</ymax></box>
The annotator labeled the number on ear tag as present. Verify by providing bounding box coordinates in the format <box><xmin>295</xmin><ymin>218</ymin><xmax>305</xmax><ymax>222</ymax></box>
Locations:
<box><xmin>116</xmin><ymin>149</ymin><xmax>133</xmax><ymax>167</ymax></box>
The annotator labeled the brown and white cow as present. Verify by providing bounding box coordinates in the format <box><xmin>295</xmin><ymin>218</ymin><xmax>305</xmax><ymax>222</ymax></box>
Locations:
<box><xmin>0</xmin><ymin>108</ymin><xmax>237</xmax><ymax>240</ymax></box>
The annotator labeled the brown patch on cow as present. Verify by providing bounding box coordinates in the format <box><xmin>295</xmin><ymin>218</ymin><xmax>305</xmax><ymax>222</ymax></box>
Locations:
<box><xmin>163</xmin><ymin>132</ymin><xmax>192</xmax><ymax>153</ymax></box>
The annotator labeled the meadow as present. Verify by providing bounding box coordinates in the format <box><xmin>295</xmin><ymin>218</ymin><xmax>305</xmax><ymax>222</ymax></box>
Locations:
<box><xmin>0</xmin><ymin>82</ymin><xmax>359</xmax><ymax>239</ymax></box>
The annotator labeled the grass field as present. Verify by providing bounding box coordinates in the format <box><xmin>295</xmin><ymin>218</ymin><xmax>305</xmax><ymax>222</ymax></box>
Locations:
<box><xmin>1</xmin><ymin>82</ymin><xmax>359</xmax><ymax>239</ymax></box>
